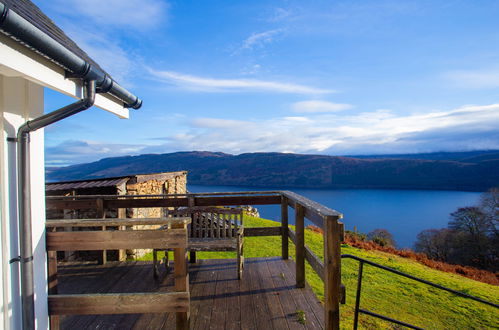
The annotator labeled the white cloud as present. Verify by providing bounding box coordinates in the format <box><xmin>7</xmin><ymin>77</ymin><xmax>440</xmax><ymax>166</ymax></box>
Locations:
<box><xmin>267</xmin><ymin>8</ymin><xmax>292</xmax><ymax>22</ymax></box>
<box><xmin>191</xmin><ymin>118</ymin><xmax>249</xmax><ymax>129</ymax></box>
<box><xmin>443</xmin><ymin>69</ymin><xmax>499</xmax><ymax>89</ymax></box>
<box><xmin>148</xmin><ymin>69</ymin><xmax>334</xmax><ymax>94</ymax></box>
<box><xmin>49</xmin><ymin>0</ymin><xmax>169</xmax><ymax>30</ymax></box>
<box><xmin>241</xmin><ymin>29</ymin><xmax>284</xmax><ymax>50</ymax></box>
<box><xmin>144</xmin><ymin>103</ymin><xmax>499</xmax><ymax>155</ymax></box>
<box><xmin>292</xmin><ymin>100</ymin><xmax>353</xmax><ymax>113</ymax></box>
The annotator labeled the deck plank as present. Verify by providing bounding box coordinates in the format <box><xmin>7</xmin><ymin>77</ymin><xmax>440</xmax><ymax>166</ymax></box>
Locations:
<box><xmin>247</xmin><ymin>259</ymin><xmax>275</xmax><ymax>329</ymax></box>
<box><xmin>225</xmin><ymin>262</ymin><xmax>242</xmax><ymax>330</ymax></box>
<box><xmin>56</xmin><ymin>257</ymin><xmax>324</xmax><ymax>329</ymax></box>
<box><xmin>281</xmin><ymin>259</ymin><xmax>324</xmax><ymax>329</ymax></box>
<box><xmin>209</xmin><ymin>260</ymin><xmax>231</xmax><ymax>329</ymax></box>
<box><xmin>256</xmin><ymin>258</ymin><xmax>289</xmax><ymax>330</ymax></box>
<box><xmin>239</xmin><ymin>259</ymin><xmax>257</xmax><ymax>329</ymax></box>
<box><xmin>266</xmin><ymin>258</ymin><xmax>306</xmax><ymax>330</ymax></box>
<box><xmin>192</xmin><ymin>260</ymin><xmax>219</xmax><ymax>330</ymax></box>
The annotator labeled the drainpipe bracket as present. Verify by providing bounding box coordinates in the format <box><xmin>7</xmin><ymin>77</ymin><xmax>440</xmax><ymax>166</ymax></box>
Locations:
<box><xmin>9</xmin><ymin>256</ymin><xmax>21</xmax><ymax>264</ymax></box>
<box><xmin>7</xmin><ymin>137</ymin><xmax>18</xmax><ymax>142</ymax></box>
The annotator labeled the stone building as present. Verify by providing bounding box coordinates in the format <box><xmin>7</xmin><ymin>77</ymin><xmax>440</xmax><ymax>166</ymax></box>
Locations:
<box><xmin>46</xmin><ymin>171</ymin><xmax>188</xmax><ymax>259</ymax></box>
<box><xmin>46</xmin><ymin>171</ymin><xmax>187</xmax><ymax>197</ymax></box>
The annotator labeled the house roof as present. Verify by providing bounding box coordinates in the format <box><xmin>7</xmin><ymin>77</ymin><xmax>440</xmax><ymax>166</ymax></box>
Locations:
<box><xmin>0</xmin><ymin>0</ymin><xmax>105</xmax><ymax>74</ymax></box>
<box><xmin>46</xmin><ymin>177</ymin><xmax>130</xmax><ymax>192</ymax></box>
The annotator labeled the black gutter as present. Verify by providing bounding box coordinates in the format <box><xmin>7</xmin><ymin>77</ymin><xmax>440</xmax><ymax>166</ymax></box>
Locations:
<box><xmin>0</xmin><ymin>2</ymin><xmax>142</xmax><ymax>109</ymax></box>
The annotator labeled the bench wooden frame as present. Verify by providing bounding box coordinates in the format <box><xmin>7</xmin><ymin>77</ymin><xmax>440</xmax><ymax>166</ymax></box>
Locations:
<box><xmin>46</xmin><ymin>217</ymin><xmax>191</xmax><ymax>330</ymax></box>
<box><xmin>153</xmin><ymin>207</ymin><xmax>245</xmax><ymax>279</ymax></box>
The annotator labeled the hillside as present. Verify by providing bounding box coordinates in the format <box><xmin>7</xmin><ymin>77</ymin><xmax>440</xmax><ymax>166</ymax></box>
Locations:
<box><xmin>46</xmin><ymin>150</ymin><xmax>499</xmax><ymax>191</ymax></box>
<box><xmin>142</xmin><ymin>216</ymin><xmax>499</xmax><ymax>329</ymax></box>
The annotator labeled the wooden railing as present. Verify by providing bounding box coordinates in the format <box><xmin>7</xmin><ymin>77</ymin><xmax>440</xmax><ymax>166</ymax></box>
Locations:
<box><xmin>46</xmin><ymin>217</ymin><xmax>191</xmax><ymax>330</ymax></box>
<box><xmin>46</xmin><ymin>191</ymin><xmax>344</xmax><ymax>329</ymax></box>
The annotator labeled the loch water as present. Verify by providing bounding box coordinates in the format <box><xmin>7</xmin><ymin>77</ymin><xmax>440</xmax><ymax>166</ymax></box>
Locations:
<box><xmin>188</xmin><ymin>185</ymin><xmax>482</xmax><ymax>248</ymax></box>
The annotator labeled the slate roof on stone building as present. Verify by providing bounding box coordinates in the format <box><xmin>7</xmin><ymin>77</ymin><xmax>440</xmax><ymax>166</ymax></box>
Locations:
<box><xmin>0</xmin><ymin>0</ymin><xmax>106</xmax><ymax>74</ymax></box>
<box><xmin>46</xmin><ymin>177</ymin><xmax>130</xmax><ymax>192</ymax></box>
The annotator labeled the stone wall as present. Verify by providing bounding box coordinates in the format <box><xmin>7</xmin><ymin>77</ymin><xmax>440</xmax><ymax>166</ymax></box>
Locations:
<box><xmin>125</xmin><ymin>172</ymin><xmax>187</xmax><ymax>258</ymax></box>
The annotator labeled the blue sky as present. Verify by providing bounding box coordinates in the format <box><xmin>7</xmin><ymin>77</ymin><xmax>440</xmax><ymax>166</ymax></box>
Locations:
<box><xmin>33</xmin><ymin>0</ymin><xmax>499</xmax><ymax>166</ymax></box>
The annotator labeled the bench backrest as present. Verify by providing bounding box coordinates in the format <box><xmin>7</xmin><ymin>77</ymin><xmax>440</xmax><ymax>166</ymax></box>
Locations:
<box><xmin>169</xmin><ymin>207</ymin><xmax>243</xmax><ymax>239</ymax></box>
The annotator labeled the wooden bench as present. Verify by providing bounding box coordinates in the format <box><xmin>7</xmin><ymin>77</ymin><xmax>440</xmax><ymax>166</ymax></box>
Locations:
<box><xmin>154</xmin><ymin>207</ymin><xmax>244</xmax><ymax>279</ymax></box>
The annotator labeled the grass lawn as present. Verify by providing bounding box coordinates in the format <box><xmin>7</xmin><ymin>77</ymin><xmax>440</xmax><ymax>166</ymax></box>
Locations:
<box><xmin>141</xmin><ymin>216</ymin><xmax>499</xmax><ymax>329</ymax></box>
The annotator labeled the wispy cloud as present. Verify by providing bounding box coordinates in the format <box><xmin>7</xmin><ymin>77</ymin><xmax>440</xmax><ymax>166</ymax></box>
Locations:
<box><xmin>292</xmin><ymin>100</ymin><xmax>353</xmax><ymax>113</ymax></box>
<box><xmin>443</xmin><ymin>68</ymin><xmax>499</xmax><ymax>89</ymax></box>
<box><xmin>41</xmin><ymin>0</ymin><xmax>169</xmax><ymax>85</ymax></box>
<box><xmin>267</xmin><ymin>7</ymin><xmax>293</xmax><ymax>22</ymax></box>
<box><xmin>47</xmin><ymin>0</ymin><xmax>169</xmax><ymax>30</ymax></box>
<box><xmin>148</xmin><ymin>69</ymin><xmax>334</xmax><ymax>94</ymax></box>
<box><xmin>45</xmin><ymin>140</ymin><xmax>146</xmax><ymax>166</ymax></box>
<box><xmin>62</xmin><ymin>28</ymin><xmax>134</xmax><ymax>84</ymax></box>
<box><xmin>241</xmin><ymin>29</ymin><xmax>284</xmax><ymax>50</ymax></box>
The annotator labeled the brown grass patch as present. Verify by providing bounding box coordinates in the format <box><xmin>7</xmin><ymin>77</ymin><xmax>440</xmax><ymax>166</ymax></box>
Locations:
<box><xmin>306</xmin><ymin>225</ymin><xmax>499</xmax><ymax>285</ymax></box>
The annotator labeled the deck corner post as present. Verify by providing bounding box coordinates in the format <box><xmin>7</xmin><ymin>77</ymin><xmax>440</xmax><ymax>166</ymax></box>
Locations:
<box><xmin>281</xmin><ymin>196</ymin><xmax>289</xmax><ymax>260</ymax></box>
<box><xmin>295</xmin><ymin>203</ymin><xmax>305</xmax><ymax>288</ymax></box>
<box><xmin>324</xmin><ymin>215</ymin><xmax>342</xmax><ymax>330</ymax></box>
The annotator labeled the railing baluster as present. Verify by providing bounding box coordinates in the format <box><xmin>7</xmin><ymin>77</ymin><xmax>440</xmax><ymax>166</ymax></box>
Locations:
<box><xmin>281</xmin><ymin>196</ymin><xmax>289</xmax><ymax>260</ymax></box>
<box><xmin>353</xmin><ymin>261</ymin><xmax>364</xmax><ymax>330</ymax></box>
<box><xmin>295</xmin><ymin>203</ymin><xmax>305</xmax><ymax>288</ymax></box>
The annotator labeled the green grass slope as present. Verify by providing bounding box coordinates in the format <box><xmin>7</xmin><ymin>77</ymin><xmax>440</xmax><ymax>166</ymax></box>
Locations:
<box><xmin>141</xmin><ymin>216</ymin><xmax>499</xmax><ymax>329</ymax></box>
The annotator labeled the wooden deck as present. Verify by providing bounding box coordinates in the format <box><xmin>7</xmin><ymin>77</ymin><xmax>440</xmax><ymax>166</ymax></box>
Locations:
<box><xmin>57</xmin><ymin>257</ymin><xmax>325</xmax><ymax>329</ymax></box>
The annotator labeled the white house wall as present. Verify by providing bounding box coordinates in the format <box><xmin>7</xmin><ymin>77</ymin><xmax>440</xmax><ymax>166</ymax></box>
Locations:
<box><xmin>0</xmin><ymin>75</ymin><xmax>48</xmax><ymax>329</ymax></box>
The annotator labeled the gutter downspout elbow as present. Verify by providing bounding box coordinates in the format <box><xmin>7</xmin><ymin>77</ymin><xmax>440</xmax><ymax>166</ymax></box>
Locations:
<box><xmin>16</xmin><ymin>80</ymin><xmax>95</xmax><ymax>330</ymax></box>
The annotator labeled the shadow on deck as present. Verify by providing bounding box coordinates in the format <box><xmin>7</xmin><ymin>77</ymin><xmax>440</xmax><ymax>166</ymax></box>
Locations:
<box><xmin>58</xmin><ymin>257</ymin><xmax>325</xmax><ymax>329</ymax></box>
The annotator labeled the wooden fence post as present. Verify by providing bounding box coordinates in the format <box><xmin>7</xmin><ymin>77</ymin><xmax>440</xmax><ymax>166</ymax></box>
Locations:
<box><xmin>96</xmin><ymin>198</ymin><xmax>107</xmax><ymax>264</ymax></box>
<box><xmin>281</xmin><ymin>196</ymin><xmax>289</xmax><ymax>260</ymax></box>
<box><xmin>324</xmin><ymin>216</ymin><xmax>342</xmax><ymax>330</ymax></box>
<box><xmin>188</xmin><ymin>197</ymin><xmax>196</xmax><ymax>263</ymax></box>
<box><xmin>174</xmin><ymin>222</ymin><xmax>190</xmax><ymax>329</ymax></box>
<box><xmin>117</xmin><ymin>207</ymin><xmax>126</xmax><ymax>261</ymax></box>
<box><xmin>295</xmin><ymin>203</ymin><xmax>305</xmax><ymax>288</ymax></box>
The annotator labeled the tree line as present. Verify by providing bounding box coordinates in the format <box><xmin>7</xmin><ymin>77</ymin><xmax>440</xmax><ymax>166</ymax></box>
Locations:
<box><xmin>414</xmin><ymin>188</ymin><xmax>498</xmax><ymax>271</ymax></box>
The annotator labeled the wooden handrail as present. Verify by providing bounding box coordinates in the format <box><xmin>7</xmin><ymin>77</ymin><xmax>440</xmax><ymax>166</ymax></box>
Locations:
<box><xmin>46</xmin><ymin>217</ymin><xmax>191</xmax><ymax>228</ymax></box>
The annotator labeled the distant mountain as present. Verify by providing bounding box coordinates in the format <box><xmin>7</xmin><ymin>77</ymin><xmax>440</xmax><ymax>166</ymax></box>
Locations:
<box><xmin>349</xmin><ymin>150</ymin><xmax>499</xmax><ymax>162</ymax></box>
<box><xmin>46</xmin><ymin>150</ymin><xmax>499</xmax><ymax>191</ymax></box>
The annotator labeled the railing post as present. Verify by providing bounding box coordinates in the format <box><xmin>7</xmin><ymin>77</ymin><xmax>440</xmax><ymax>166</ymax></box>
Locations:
<box><xmin>281</xmin><ymin>196</ymin><xmax>289</xmax><ymax>260</ymax></box>
<box><xmin>48</xmin><ymin>227</ymin><xmax>59</xmax><ymax>330</ymax></box>
<box><xmin>295</xmin><ymin>203</ymin><xmax>305</xmax><ymax>288</ymax></box>
<box><xmin>174</xmin><ymin>221</ymin><xmax>190</xmax><ymax>330</ymax></box>
<box><xmin>96</xmin><ymin>198</ymin><xmax>107</xmax><ymax>264</ymax></box>
<box><xmin>188</xmin><ymin>196</ymin><xmax>196</xmax><ymax>263</ymax></box>
<box><xmin>353</xmin><ymin>261</ymin><xmax>364</xmax><ymax>330</ymax></box>
<box><xmin>118</xmin><ymin>207</ymin><xmax>126</xmax><ymax>261</ymax></box>
<box><xmin>324</xmin><ymin>216</ymin><xmax>342</xmax><ymax>330</ymax></box>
